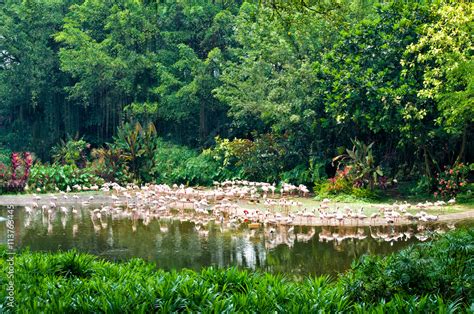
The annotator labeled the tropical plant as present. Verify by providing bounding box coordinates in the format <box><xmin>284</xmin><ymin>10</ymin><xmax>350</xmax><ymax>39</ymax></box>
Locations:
<box><xmin>1</xmin><ymin>228</ymin><xmax>473</xmax><ymax>312</ymax></box>
<box><xmin>333</xmin><ymin>139</ymin><xmax>384</xmax><ymax>190</ymax></box>
<box><xmin>150</xmin><ymin>139</ymin><xmax>220</xmax><ymax>185</ymax></box>
<box><xmin>342</xmin><ymin>228</ymin><xmax>474</xmax><ymax>305</ymax></box>
<box><xmin>90</xmin><ymin>146</ymin><xmax>132</xmax><ymax>184</ymax></box>
<box><xmin>205</xmin><ymin>134</ymin><xmax>291</xmax><ymax>182</ymax></box>
<box><xmin>28</xmin><ymin>164</ymin><xmax>104</xmax><ymax>192</ymax></box>
<box><xmin>0</xmin><ymin>152</ymin><xmax>33</xmax><ymax>193</ymax></box>
<box><xmin>112</xmin><ymin>121</ymin><xmax>158</xmax><ymax>181</ymax></box>
<box><xmin>51</xmin><ymin>137</ymin><xmax>89</xmax><ymax>168</ymax></box>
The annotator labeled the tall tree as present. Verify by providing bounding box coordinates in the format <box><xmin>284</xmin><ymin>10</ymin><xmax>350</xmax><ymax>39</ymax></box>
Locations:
<box><xmin>0</xmin><ymin>0</ymin><xmax>78</xmax><ymax>158</ymax></box>
<box><xmin>403</xmin><ymin>2</ymin><xmax>474</xmax><ymax>163</ymax></box>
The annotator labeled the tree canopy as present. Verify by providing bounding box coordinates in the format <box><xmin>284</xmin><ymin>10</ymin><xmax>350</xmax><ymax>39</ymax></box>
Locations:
<box><xmin>0</xmin><ymin>0</ymin><xmax>472</xmax><ymax>181</ymax></box>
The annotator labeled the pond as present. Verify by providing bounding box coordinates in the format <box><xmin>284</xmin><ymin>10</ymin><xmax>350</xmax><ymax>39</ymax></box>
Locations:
<box><xmin>0</xmin><ymin>205</ymin><xmax>470</xmax><ymax>277</ymax></box>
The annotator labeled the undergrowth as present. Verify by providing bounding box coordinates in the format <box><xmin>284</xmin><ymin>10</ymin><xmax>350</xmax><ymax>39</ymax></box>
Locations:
<box><xmin>0</xmin><ymin>228</ymin><xmax>473</xmax><ymax>312</ymax></box>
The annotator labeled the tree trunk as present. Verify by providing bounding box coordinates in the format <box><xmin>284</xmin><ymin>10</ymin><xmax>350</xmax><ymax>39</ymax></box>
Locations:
<box><xmin>455</xmin><ymin>124</ymin><xmax>467</xmax><ymax>164</ymax></box>
<box><xmin>423</xmin><ymin>146</ymin><xmax>432</xmax><ymax>178</ymax></box>
<box><xmin>199</xmin><ymin>103</ymin><xmax>206</xmax><ymax>143</ymax></box>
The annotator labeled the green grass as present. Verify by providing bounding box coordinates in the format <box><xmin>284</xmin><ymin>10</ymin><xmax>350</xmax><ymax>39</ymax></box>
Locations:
<box><xmin>1</xmin><ymin>228</ymin><xmax>473</xmax><ymax>312</ymax></box>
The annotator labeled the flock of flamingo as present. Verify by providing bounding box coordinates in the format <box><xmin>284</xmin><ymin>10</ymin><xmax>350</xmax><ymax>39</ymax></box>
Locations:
<box><xmin>21</xmin><ymin>180</ymin><xmax>457</xmax><ymax>234</ymax></box>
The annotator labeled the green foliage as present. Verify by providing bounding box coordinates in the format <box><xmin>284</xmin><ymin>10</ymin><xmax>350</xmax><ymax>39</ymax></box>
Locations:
<box><xmin>351</xmin><ymin>187</ymin><xmax>382</xmax><ymax>200</ymax></box>
<box><xmin>1</xmin><ymin>228</ymin><xmax>473</xmax><ymax>312</ymax></box>
<box><xmin>403</xmin><ymin>2</ymin><xmax>474</xmax><ymax>136</ymax></box>
<box><xmin>90</xmin><ymin>145</ymin><xmax>132</xmax><ymax>184</ymax></box>
<box><xmin>342</xmin><ymin>228</ymin><xmax>474</xmax><ymax>305</ymax></box>
<box><xmin>151</xmin><ymin>139</ymin><xmax>220</xmax><ymax>186</ymax></box>
<box><xmin>205</xmin><ymin>134</ymin><xmax>294</xmax><ymax>183</ymax></box>
<box><xmin>51</xmin><ymin>137</ymin><xmax>89</xmax><ymax>167</ymax></box>
<box><xmin>180</xmin><ymin>154</ymin><xmax>221</xmax><ymax>186</ymax></box>
<box><xmin>28</xmin><ymin>163</ymin><xmax>104</xmax><ymax>192</ymax></box>
<box><xmin>456</xmin><ymin>182</ymin><xmax>474</xmax><ymax>205</ymax></box>
<box><xmin>0</xmin><ymin>147</ymin><xmax>11</xmax><ymax>165</ymax></box>
<box><xmin>316</xmin><ymin>140</ymin><xmax>388</xmax><ymax>198</ymax></box>
<box><xmin>0</xmin><ymin>0</ymin><xmax>75</xmax><ymax>158</ymax></box>
<box><xmin>333</xmin><ymin>139</ymin><xmax>385</xmax><ymax>190</ymax></box>
<box><xmin>1</xmin><ymin>0</ymin><xmax>473</xmax><ymax>191</ymax></box>
<box><xmin>112</xmin><ymin>121</ymin><xmax>157</xmax><ymax>181</ymax></box>
<box><xmin>280</xmin><ymin>164</ymin><xmax>313</xmax><ymax>186</ymax></box>
<box><xmin>408</xmin><ymin>176</ymin><xmax>433</xmax><ymax>197</ymax></box>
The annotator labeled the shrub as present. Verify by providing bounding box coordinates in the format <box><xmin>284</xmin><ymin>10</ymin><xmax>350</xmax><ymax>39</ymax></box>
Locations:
<box><xmin>151</xmin><ymin>139</ymin><xmax>198</xmax><ymax>184</ymax></box>
<box><xmin>456</xmin><ymin>182</ymin><xmax>474</xmax><ymax>204</ymax></box>
<box><xmin>0</xmin><ymin>147</ymin><xmax>11</xmax><ymax>165</ymax></box>
<box><xmin>151</xmin><ymin>140</ymin><xmax>220</xmax><ymax>185</ymax></box>
<box><xmin>205</xmin><ymin>134</ymin><xmax>291</xmax><ymax>182</ymax></box>
<box><xmin>28</xmin><ymin>163</ymin><xmax>104</xmax><ymax>192</ymax></box>
<box><xmin>342</xmin><ymin>228</ymin><xmax>474</xmax><ymax>305</ymax></box>
<box><xmin>314</xmin><ymin>166</ymin><xmax>353</xmax><ymax>197</ymax></box>
<box><xmin>434</xmin><ymin>162</ymin><xmax>470</xmax><ymax>199</ymax></box>
<box><xmin>0</xmin><ymin>152</ymin><xmax>33</xmax><ymax>193</ymax></box>
<box><xmin>113</xmin><ymin>121</ymin><xmax>158</xmax><ymax>182</ymax></box>
<box><xmin>90</xmin><ymin>146</ymin><xmax>132</xmax><ymax>184</ymax></box>
<box><xmin>280</xmin><ymin>162</ymin><xmax>325</xmax><ymax>187</ymax></box>
<box><xmin>176</xmin><ymin>154</ymin><xmax>220</xmax><ymax>186</ymax></box>
<box><xmin>0</xmin><ymin>228</ymin><xmax>472</xmax><ymax>312</ymax></box>
<box><xmin>332</xmin><ymin>139</ymin><xmax>385</xmax><ymax>190</ymax></box>
<box><xmin>51</xmin><ymin>137</ymin><xmax>89</xmax><ymax>168</ymax></box>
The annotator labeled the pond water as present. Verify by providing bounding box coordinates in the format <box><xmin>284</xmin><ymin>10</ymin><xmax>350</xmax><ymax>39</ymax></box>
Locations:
<box><xmin>0</xmin><ymin>205</ymin><xmax>470</xmax><ymax>277</ymax></box>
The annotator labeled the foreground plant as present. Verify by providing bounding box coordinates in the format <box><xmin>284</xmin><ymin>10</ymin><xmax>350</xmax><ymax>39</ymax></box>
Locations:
<box><xmin>0</xmin><ymin>228</ymin><xmax>472</xmax><ymax>312</ymax></box>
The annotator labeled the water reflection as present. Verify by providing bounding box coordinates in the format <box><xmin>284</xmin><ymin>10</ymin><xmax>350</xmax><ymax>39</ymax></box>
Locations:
<box><xmin>0</xmin><ymin>205</ymin><xmax>467</xmax><ymax>276</ymax></box>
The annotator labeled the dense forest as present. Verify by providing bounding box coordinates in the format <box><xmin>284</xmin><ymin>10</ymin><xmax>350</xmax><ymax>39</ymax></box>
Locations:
<box><xmin>0</xmin><ymin>0</ymin><xmax>472</xmax><ymax>197</ymax></box>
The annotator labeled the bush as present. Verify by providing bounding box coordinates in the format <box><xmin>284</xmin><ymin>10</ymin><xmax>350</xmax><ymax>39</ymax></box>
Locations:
<box><xmin>280</xmin><ymin>161</ymin><xmax>326</xmax><ymax>187</ymax></box>
<box><xmin>113</xmin><ymin>121</ymin><xmax>158</xmax><ymax>182</ymax></box>
<box><xmin>0</xmin><ymin>228</ymin><xmax>472</xmax><ymax>312</ymax></box>
<box><xmin>342</xmin><ymin>228</ymin><xmax>474</xmax><ymax>305</ymax></box>
<box><xmin>176</xmin><ymin>154</ymin><xmax>220</xmax><ymax>186</ymax></box>
<box><xmin>90</xmin><ymin>146</ymin><xmax>132</xmax><ymax>184</ymax></box>
<box><xmin>151</xmin><ymin>139</ymin><xmax>220</xmax><ymax>186</ymax></box>
<box><xmin>51</xmin><ymin>137</ymin><xmax>89</xmax><ymax>168</ymax></box>
<box><xmin>456</xmin><ymin>182</ymin><xmax>474</xmax><ymax>204</ymax></box>
<box><xmin>0</xmin><ymin>147</ymin><xmax>11</xmax><ymax>165</ymax></box>
<box><xmin>28</xmin><ymin>163</ymin><xmax>104</xmax><ymax>192</ymax></box>
<box><xmin>351</xmin><ymin>187</ymin><xmax>382</xmax><ymax>200</ymax></box>
<box><xmin>314</xmin><ymin>166</ymin><xmax>360</xmax><ymax>199</ymax></box>
<box><xmin>332</xmin><ymin>139</ymin><xmax>385</xmax><ymax>190</ymax></box>
<box><xmin>0</xmin><ymin>152</ymin><xmax>33</xmax><ymax>193</ymax></box>
<box><xmin>151</xmin><ymin>140</ymin><xmax>197</xmax><ymax>183</ymax></box>
<box><xmin>434</xmin><ymin>162</ymin><xmax>470</xmax><ymax>199</ymax></box>
<box><xmin>205</xmin><ymin>134</ymin><xmax>292</xmax><ymax>182</ymax></box>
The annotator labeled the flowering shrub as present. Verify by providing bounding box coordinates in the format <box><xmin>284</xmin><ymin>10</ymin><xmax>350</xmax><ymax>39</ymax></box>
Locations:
<box><xmin>327</xmin><ymin>166</ymin><xmax>353</xmax><ymax>193</ymax></box>
<box><xmin>0</xmin><ymin>152</ymin><xmax>33</xmax><ymax>192</ymax></box>
<box><xmin>315</xmin><ymin>163</ymin><xmax>385</xmax><ymax>200</ymax></box>
<box><xmin>434</xmin><ymin>163</ymin><xmax>470</xmax><ymax>199</ymax></box>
